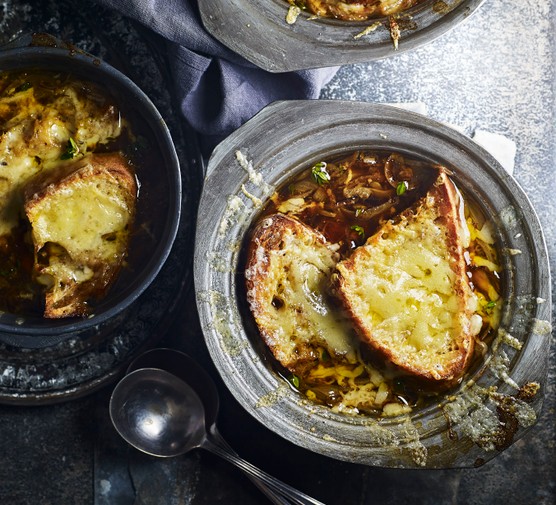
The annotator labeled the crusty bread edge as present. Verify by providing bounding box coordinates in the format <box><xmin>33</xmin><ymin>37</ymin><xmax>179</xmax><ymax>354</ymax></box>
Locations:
<box><xmin>23</xmin><ymin>152</ymin><xmax>137</xmax><ymax>318</ymax></box>
<box><xmin>333</xmin><ymin>171</ymin><xmax>476</xmax><ymax>385</ymax></box>
<box><xmin>24</xmin><ymin>153</ymin><xmax>137</xmax><ymax>239</ymax></box>
<box><xmin>244</xmin><ymin>213</ymin><xmax>334</xmax><ymax>372</ymax></box>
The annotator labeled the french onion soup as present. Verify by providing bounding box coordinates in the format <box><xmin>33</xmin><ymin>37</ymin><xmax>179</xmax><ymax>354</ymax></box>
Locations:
<box><xmin>243</xmin><ymin>151</ymin><xmax>502</xmax><ymax>416</ymax></box>
<box><xmin>289</xmin><ymin>0</ymin><xmax>426</xmax><ymax>21</ymax></box>
<box><xmin>0</xmin><ymin>69</ymin><xmax>144</xmax><ymax>318</ymax></box>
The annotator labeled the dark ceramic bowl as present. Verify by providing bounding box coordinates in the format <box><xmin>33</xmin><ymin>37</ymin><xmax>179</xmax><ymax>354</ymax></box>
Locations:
<box><xmin>199</xmin><ymin>0</ymin><xmax>486</xmax><ymax>72</ymax></box>
<box><xmin>194</xmin><ymin>100</ymin><xmax>552</xmax><ymax>468</ymax></box>
<box><xmin>0</xmin><ymin>37</ymin><xmax>181</xmax><ymax>347</ymax></box>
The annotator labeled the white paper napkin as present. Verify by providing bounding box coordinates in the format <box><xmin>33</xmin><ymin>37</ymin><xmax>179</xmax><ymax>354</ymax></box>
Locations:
<box><xmin>472</xmin><ymin>129</ymin><xmax>516</xmax><ymax>175</ymax></box>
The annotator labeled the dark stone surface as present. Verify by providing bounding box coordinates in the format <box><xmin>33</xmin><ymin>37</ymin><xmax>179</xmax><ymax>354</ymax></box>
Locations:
<box><xmin>0</xmin><ymin>398</ymin><xmax>96</xmax><ymax>503</ymax></box>
<box><xmin>0</xmin><ymin>0</ymin><xmax>554</xmax><ymax>504</ymax></box>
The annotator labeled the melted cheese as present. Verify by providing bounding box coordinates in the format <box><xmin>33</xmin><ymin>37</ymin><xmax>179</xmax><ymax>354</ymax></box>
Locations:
<box><xmin>0</xmin><ymin>77</ymin><xmax>123</xmax><ymax>236</ymax></box>
<box><xmin>246</xmin><ymin>224</ymin><xmax>357</xmax><ymax>362</ymax></box>
<box><xmin>27</xmin><ymin>173</ymin><xmax>131</xmax><ymax>261</ymax></box>
<box><xmin>337</xmin><ymin>191</ymin><xmax>479</xmax><ymax>377</ymax></box>
<box><xmin>269</xmin><ymin>235</ymin><xmax>355</xmax><ymax>356</ymax></box>
<box><xmin>350</xmin><ymin>218</ymin><xmax>459</xmax><ymax>356</ymax></box>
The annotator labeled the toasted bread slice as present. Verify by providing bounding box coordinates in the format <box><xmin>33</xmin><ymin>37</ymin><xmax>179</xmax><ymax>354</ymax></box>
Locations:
<box><xmin>245</xmin><ymin>213</ymin><xmax>354</xmax><ymax>373</ymax></box>
<box><xmin>24</xmin><ymin>153</ymin><xmax>137</xmax><ymax>318</ymax></box>
<box><xmin>305</xmin><ymin>0</ymin><xmax>420</xmax><ymax>21</ymax></box>
<box><xmin>333</xmin><ymin>171</ymin><xmax>479</xmax><ymax>384</ymax></box>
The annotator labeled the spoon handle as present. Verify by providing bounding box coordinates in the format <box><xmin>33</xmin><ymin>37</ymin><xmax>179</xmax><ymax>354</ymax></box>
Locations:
<box><xmin>209</xmin><ymin>429</ymin><xmax>292</xmax><ymax>505</ymax></box>
<box><xmin>202</xmin><ymin>437</ymin><xmax>326</xmax><ymax>505</ymax></box>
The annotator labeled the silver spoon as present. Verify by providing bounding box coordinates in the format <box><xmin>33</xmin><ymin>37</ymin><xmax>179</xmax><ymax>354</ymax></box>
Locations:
<box><xmin>126</xmin><ymin>348</ymin><xmax>289</xmax><ymax>505</ymax></box>
<box><xmin>109</xmin><ymin>367</ymin><xmax>325</xmax><ymax>505</ymax></box>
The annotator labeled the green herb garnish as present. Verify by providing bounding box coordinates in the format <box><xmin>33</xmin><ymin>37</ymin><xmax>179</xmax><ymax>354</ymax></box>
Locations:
<box><xmin>60</xmin><ymin>137</ymin><xmax>79</xmax><ymax>160</ymax></box>
<box><xmin>351</xmin><ymin>225</ymin><xmax>365</xmax><ymax>240</ymax></box>
<box><xmin>485</xmin><ymin>300</ymin><xmax>497</xmax><ymax>313</ymax></box>
<box><xmin>14</xmin><ymin>82</ymin><xmax>32</xmax><ymax>93</ymax></box>
<box><xmin>396</xmin><ymin>181</ymin><xmax>408</xmax><ymax>196</ymax></box>
<box><xmin>288</xmin><ymin>374</ymin><xmax>300</xmax><ymax>389</ymax></box>
<box><xmin>311</xmin><ymin>161</ymin><xmax>330</xmax><ymax>185</ymax></box>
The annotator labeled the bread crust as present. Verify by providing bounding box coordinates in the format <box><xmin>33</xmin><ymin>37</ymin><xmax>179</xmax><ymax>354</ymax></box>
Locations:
<box><xmin>333</xmin><ymin>171</ymin><xmax>477</xmax><ymax>384</ymax></box>
<box><xmin>245</xmin><ymin>213</ymin><xmax>341</xmax><ymax>373</ymax></box>
<box><xmin>24</xmin><ymin>152</ymin><xmax>137</xmax><ymax>318</ymax></box>
<box><xmin>24</xmin><ymin>153</ymin><xmax>136</xmax><ymax>211</ymax></box>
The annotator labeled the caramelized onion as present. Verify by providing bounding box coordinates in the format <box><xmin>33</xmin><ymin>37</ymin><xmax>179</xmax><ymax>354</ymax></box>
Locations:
<box><xmin>289</xmin><ymin>179</ymin><xmax>318</xmax><ymax>198</ymax></box>
<box><xmin>355</xmin><ymin>198</ymin><xmax>398</xmax><ymax>220</ymax></box>
<box><xmin>384</xmin><ymin>153</ymin><xmax>415</xmax><ymax>189</ymax></box>
<box><xmin>343</xmin><ymin>176</ymin><xmax>394</xmax><ymax>200</ymax></box>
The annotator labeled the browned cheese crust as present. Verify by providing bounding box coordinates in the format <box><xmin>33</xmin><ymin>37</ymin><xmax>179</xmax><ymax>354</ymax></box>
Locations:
<box><xmin>244</xmin><ymin>213</ymin><xmax>342</xmax><ymax>373</ymax></box>
<box><xmin>304</xmin><ymin>0</ymin><xmax>423</xmax><ymax>21</ymax></box>
<box><xmin>24</xmin><ymin>152</ymin><xmax>137</xmax><ymax>318</ymax></box>
<box><xmin>333</xmin><ymin>171</ymin><xmax>478</xmax><ymax>384</ymax></box>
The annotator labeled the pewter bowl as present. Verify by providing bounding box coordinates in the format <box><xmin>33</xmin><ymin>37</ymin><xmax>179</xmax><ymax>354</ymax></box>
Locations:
<box><xmin>199</xmin><ymin>0</ymin><xmax>486</xmax><ymax>72</ymax></box>
<box><xmin>194</xmin><ymin>100</ymin><xmax>551</xmax><ymax>468</ymax></box>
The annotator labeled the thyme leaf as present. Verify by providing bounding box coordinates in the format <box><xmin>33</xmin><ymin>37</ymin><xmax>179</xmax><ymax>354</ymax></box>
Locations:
<box><xmin>396</xmin><ymin>181</ymin><xmax>408</xmax><ymax>196</ymax></box>
<box><xmin>351</xmin><ymin>225</ymin><xmax>365</xmax><ymax>240</ymax></box>
<box><xmin>60</xmin><ymin>137</ymin><xmax>79</xmax><ymax>160</ymax></box>
<box><xmin>311</xmin><ymin>161</ymin><xmax>330</xmax><ymax>185</ymax></box>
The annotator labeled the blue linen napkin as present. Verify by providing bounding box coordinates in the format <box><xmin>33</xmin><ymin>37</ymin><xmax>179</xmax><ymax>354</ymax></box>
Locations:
<box><xmin>95</xmin><ymin>0</ymin><xmax>338</xmax><ymax>152</ymax></box>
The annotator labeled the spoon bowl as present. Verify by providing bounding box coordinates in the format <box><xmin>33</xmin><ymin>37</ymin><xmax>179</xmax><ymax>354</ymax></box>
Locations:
<box><xmin>125</xmin><ymin>349</ymin><xmax>290</xmax><ymax>505</ymax></box>
<box><xmin>110</xmin><ymin>360</ymin><xmax>324</xmax><ymax>505</ymax></box>
<box><xmin>126</xmin><ymin>348</ymin><xmax>220</xmax><ymax>430</ymax></box>
<box><xmin>109</xmin><ymin>367</ymin><xmax>206</xmax><ymax>457</ymax></box>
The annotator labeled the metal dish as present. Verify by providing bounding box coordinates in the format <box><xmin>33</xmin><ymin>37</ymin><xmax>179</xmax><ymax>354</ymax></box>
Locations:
<box><xmin>198</xmin><ymin>0</ymin><xmax>486</xmax><ymax>72</ymax></box>
<box><xmin>194</xmin><ymin>100</ymin><xmax>552</xmax><ymax>468</ymax></box>
<box><xmin>0</xmin><ymin>9</ymin><xmax>201</xmax><ymax>403</ymax></box>
<box><xmin>0</xmin><ymin>36</ymin><xmax>181</xmax><ymax>348</ymax></box>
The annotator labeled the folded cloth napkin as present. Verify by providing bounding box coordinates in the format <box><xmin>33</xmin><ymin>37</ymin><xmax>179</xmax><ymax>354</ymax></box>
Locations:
<box><xmin>95</xmin><ymin>0</ymin><xmax>338</xmax><ymax>153</ymax></box>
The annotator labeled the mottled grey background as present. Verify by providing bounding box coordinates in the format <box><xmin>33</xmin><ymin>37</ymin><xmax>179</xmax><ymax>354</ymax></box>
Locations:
<box><xmin>0</xmin><ymin>0</ymin><xmax>554</xmax><ymax>504</ymax></box>
<box><xmin>321</xmin><ymin>1</ymin><xmax>556</xmax><ymax>502</ymax></box>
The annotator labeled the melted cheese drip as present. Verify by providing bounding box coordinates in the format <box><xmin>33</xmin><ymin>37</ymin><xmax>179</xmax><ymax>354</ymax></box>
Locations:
<box><xmin>272</xmin><ymin>242</ymin><xmax>355</xmax><ymax>356</ymax></box>
<box><xmin>247</xmin><ymin>226</ymin><xmax>356</xmax><ymax>362</ymax></box>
